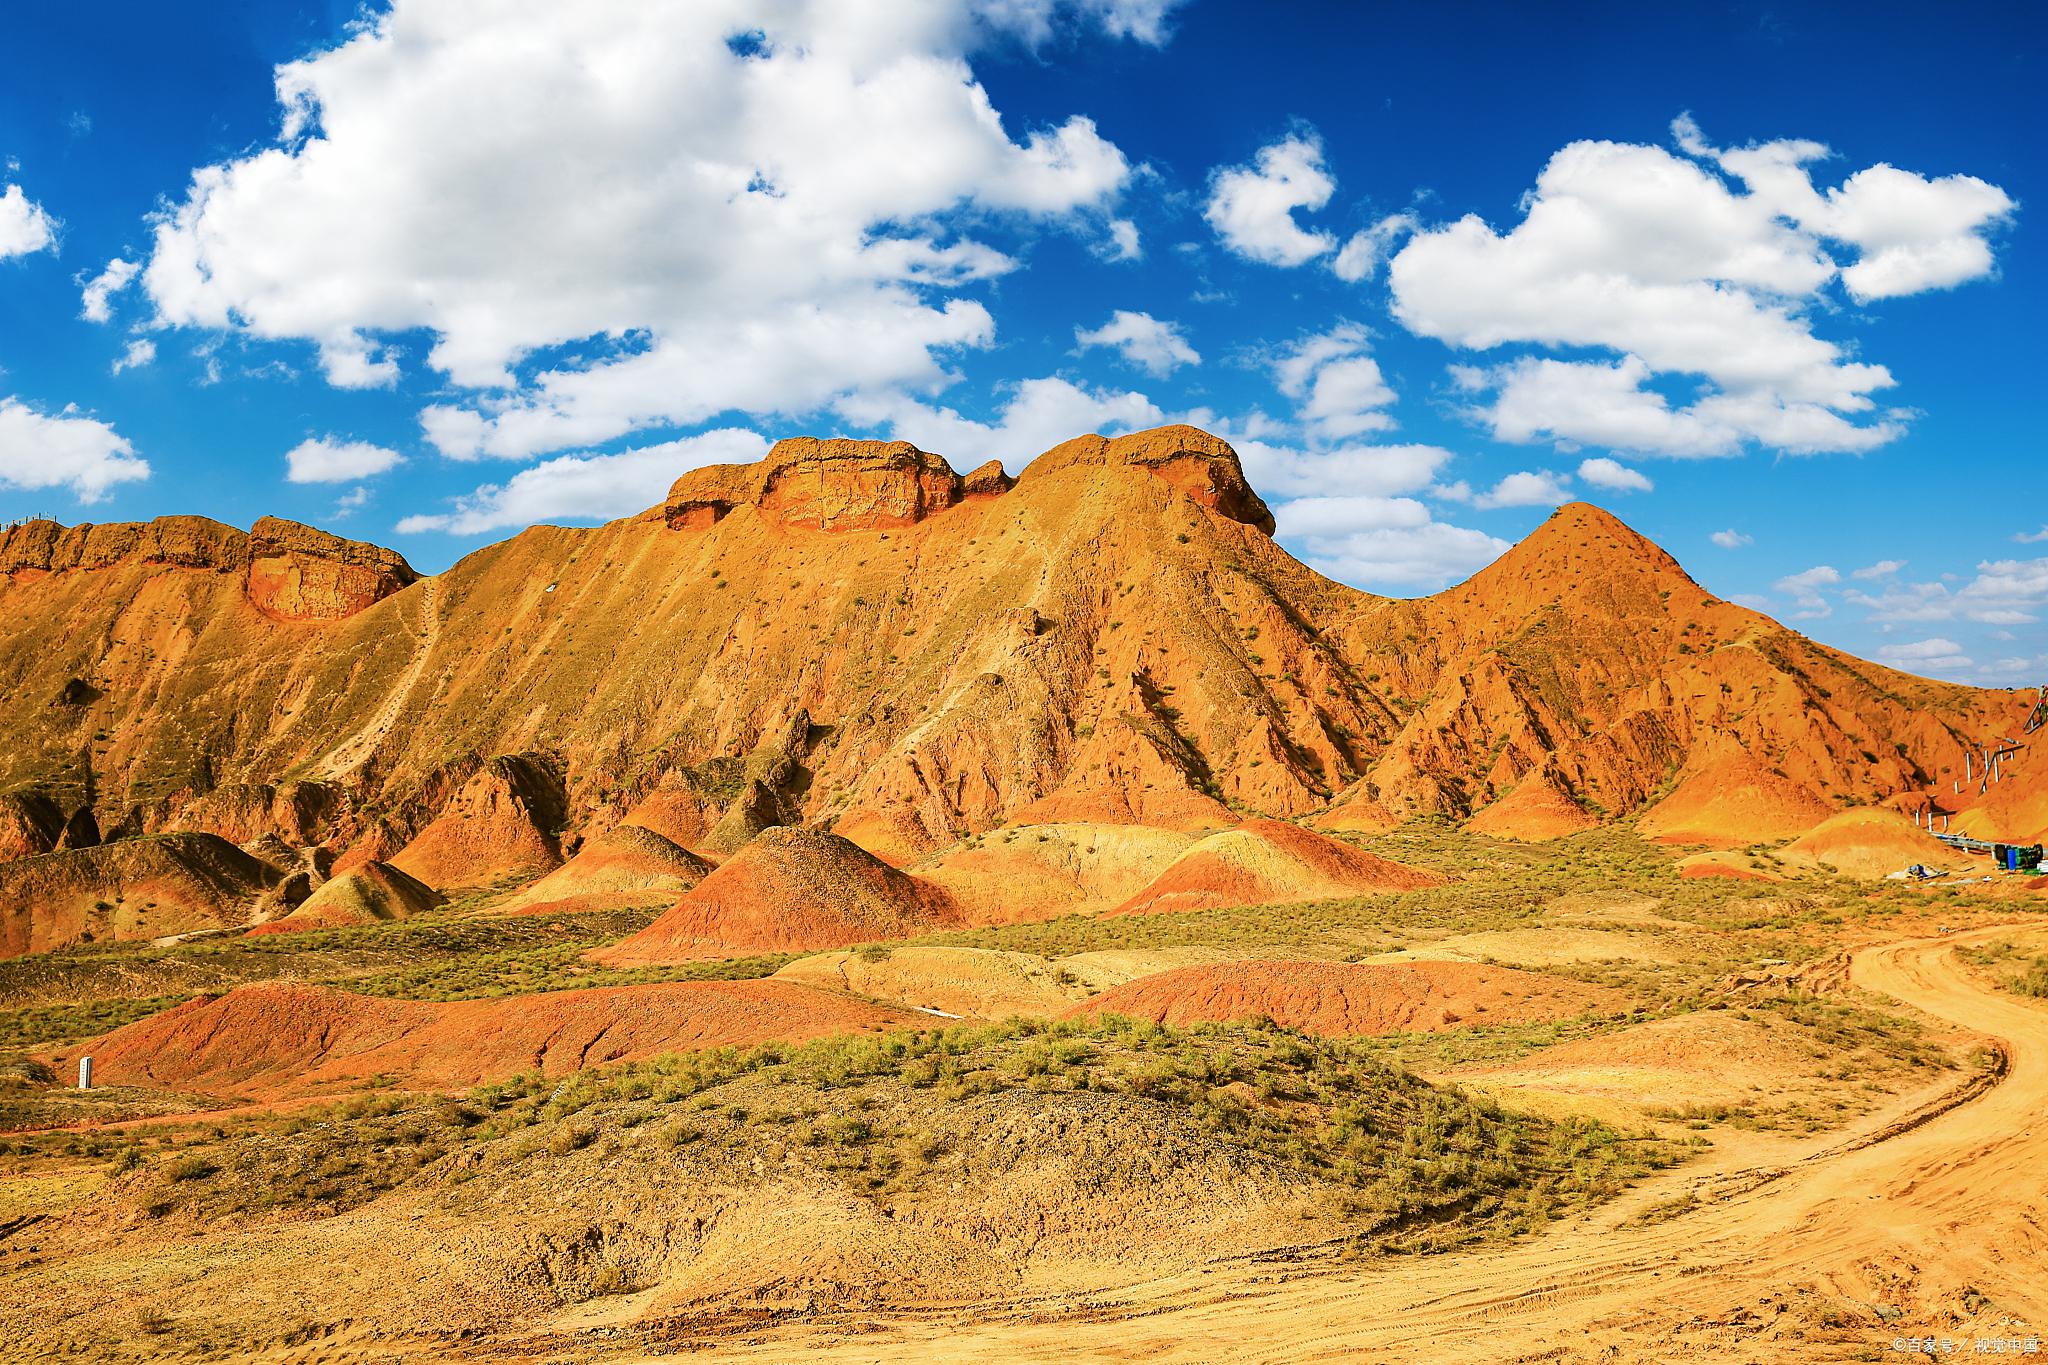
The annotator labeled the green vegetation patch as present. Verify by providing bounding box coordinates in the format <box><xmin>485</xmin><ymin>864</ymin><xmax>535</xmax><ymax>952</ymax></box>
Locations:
<box><xmin>127</xmin><ymin>1015</ymin><xmax>1682</xmax><ymax>1253</ymax></box>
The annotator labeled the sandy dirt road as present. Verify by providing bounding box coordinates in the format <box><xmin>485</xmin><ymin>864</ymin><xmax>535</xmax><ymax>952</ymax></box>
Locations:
<box><xmin>603</xmin><ymin>923</ymin><xmax>2046</xmax><ymax>1364</ymax></box>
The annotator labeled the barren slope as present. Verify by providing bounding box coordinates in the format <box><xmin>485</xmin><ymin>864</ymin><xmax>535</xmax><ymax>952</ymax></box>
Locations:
<box><xmin>0</xmin><ymin>425</ymin><xmax>2028</xmax><ymax>911</ymax></box>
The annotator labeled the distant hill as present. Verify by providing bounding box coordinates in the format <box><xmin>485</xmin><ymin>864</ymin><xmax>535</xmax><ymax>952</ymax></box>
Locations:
<box><xmin>0</xmin><ymin>424</ymin><xmax>2027</xmax><ymax>918</ymax></box>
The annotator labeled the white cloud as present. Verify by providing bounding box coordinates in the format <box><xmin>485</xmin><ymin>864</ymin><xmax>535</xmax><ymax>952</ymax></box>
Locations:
<box><xmin>1466</xmin><ymin>472</ymin><xmax>1556</xmax><ymax>509</ymax></box>
<box><xmin>1710</xmin><ymin>528</ymin><xmax>1751</xmax><ymax>549</ymax></box>
<box><xmin>285</xmin><ymin>436</ymin><xmax>406</xmax><ymax>484</ymax></box>
<box><xmin>1074</xmin><ymin>310</ymin><xmax>1199</xmax><ymax>376</ymax></box>
<box><xmin>0</xmin><ymin>397</ymin><xmax>150</xmax><ymax>502</ymax></box>
<box><xmin>1776</xmin><ymin>565</ymin><xmax>1841</xmax><ymax>594</ymax></box>
<box><xmin>1576</xmin><ymin>456</ymin><xmax>1652</xmax><ymax>493</ymax></box>
<box><xmin>1851</xmin><ymin>558</ymin><xmax>1905</xmax><ymax>580</ymax></box>
<box><xmin>0</xmin><ymin>184</ymin><xmax>56</xmax><ymax>260</ymax></box>
<box><xmin>2015</xmin><ymin>526</ymin><xmax>2048</xmax><ymax>544</ymax></box>
<box><xmin>110</xmin><ymin>338</ymin><xmax>156</xmax><ymax>375</ymax></box>
<box><xmin>398</xmin><ymin>427</ymin><xmax>769</xmax><ymax>535</ymax></box>
<box><xmin>1877</xmin><ymin>637</ymin><xmax>1972</xmax><ymax>673</ymax></box>
<box><xmin>79</xmin><ymin>259</ymin><xmax>140</xmax><ymax>322</ymax></box>
<box><xmin>1272</xmin><ymin>324</ymin><xmax>1396</xmax><ymax>440</ymax></box>
<box><xmin>1296</xmin><ymin>518</ymin><xmax>1512</xmax><ymax>592</ymax></box>
<box><xmin>839</xmin><ymin>375</ymin><xmax>1161</xmax><ymax>471</ymax></box>
<box><xmin>138</xmin><ymin>1</ymin><xmax>1147</xmax><ymax>461</ymax></box>
<box><xmin>1688</xmin><ymin>118</ymin><xmax>2015</xmax><ymax>301</ymax></box>
<box><xmin>1103</xmin><ymin>217</ymin><xmax>1141</xmax><ymax>261</ymax></box>
<box><xmin>1275</xmin><ymin>493</ymin><xmax>1430</xmax><ymax>539</ymax></box>
<box><xmin>1387</xmin><ymin>121</ymin><xmax>2011</xmax><ymax>459</ymax></box>
<box><xmin>1775</xmin><ymin>564</ymin><xmax>1840</xmax><ymax>617</ymax></box>
<box><xmin>1846</xmin><ymin>557</ymin><xmax>2048</xmax><ymax>628</ymax></box>
<box><xmin>1235</xmin><ymin>440</ymin><xmax>1454</xmax><ymax>500</ymax></box>
<box><xmin>1332</xmin><ymin>212</ymin><xmax>1417</xmax><ymax>283</ymax></box>
<box><xmin>1203</xmin><ymin>134</ymin><xmax>1337</xmax><ymax>267</ymax></box>
<box><xmin>1474</xmin><ymin>469</ymin><xmax>1572</xmax><ymax>510</ymax></box>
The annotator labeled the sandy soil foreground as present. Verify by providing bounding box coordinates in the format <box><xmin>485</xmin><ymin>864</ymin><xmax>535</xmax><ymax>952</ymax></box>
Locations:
<box><xmin>488</xmin><ymin>922</ymin><xmax>2047</xmax><ymax>1364</ymax></box>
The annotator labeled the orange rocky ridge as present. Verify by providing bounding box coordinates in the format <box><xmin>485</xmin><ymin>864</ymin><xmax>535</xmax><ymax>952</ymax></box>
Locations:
<box><xmin>0</xmin><ymin>513</ymin><xmax>416</xmax><ymax>623</ymax></box>
<box><xmin>0</xmin><ymin>423</ymin><xmax>2034</xmax><ymax>956</ymax></box>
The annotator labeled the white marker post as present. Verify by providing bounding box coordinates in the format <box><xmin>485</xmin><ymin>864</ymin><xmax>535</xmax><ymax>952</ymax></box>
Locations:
<box><xmin>78</xmin><ymin>1056</ymin><xmax>93</xmax><ymax>1090</ymax></box>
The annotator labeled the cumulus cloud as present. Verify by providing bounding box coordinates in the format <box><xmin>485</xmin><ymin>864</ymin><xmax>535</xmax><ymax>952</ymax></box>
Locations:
<box><xmin>2015</xmin><ymin>526</ymin><xmax>2048</xmax><ymax>544</ymax></box>
<box><xmin>1271</xmin><ymin>324</ymin><xmax>1396</xmax><ymax>440</ymax></box>
<box><xmin>1203</xmin><ymin>135</ymin><xmax>1337</xmax><ymax>267</ymax></box>
<box><xmin>397</xmin><ymin>428</ymin><xmax>770</xmax><ymax>535</ymax></box>
<box><xmin>838</xmin><ymin>375</ymin><xmax>1161</xmax><ymax>470</ymax></box>
<box><xmin>1236</xmin><ymin>440</ymin><xmax>1502</xmax><ymax>591</ymax></box>
<box><xmin>79</xmin><ymin>259</ymin><xmax>140</xmax><ymax>321</ymax></box>
<box><xmin>110</xmin><ymin>338</ymin><xmax>156</xmax><ymax>375</ymax></box>
<box><xmin>1710</xmin><ymin>528</ymin><xmax>1752</xmax><ymax>549</ymax></box>
<box><xmin>1074</xmin><ymin>310</ymin><xmax>1199</xmax><ymax>376</ymax></box>
<box><xmin>285</xmin><ymin>436</ymin><xmax>406</xmax><ymax>484</ymax></box>
<box><xmin>1235</xmin><ymin>440</ymin><xmax>1454</xmax><ymax>501</ymax></box>
<box><xmin>1576</xmin><ymin>456</ymin><xmax>1652</xmax><ymax>493</ymax></box>
<box><xmin>1387</xmin><ymin>119</ymin><xmax>2012</xmax><ymax>460</ymax></box>
<box><xmin>1685</xmin><ymin>116</ymin><xmax>2016</xmax><ymax>301</ymax></box>
<box><xmin>1775</xmin><ymin>564</ymin><xmax>1840</xmax><ymax>617</ymax></box>
<box><xmin>1103</xmin><ymin>218</ymin><xmax>1142</xmax><ymax>261</ymax></box>
<box><xmin>1332</xmin><ymin>213</ymin><xmax>1418</xmax><ymax>283</ymax></box>
<box><xmin>1294</xmin><ymin>516</ymin><xmax>1512</xmax><ymax>592</ymax></box>
<box><xmin>1473</xmin><ymin>469</ymin><xmax>1572</xmax><ymax>510</ymax></box>
<box><xmin>137</xmin><ymin>1</ymin><xmax>1148</xmax><ymax>461</ymax></box>
<box><xmin>1851</xmin><ymin>558</ymin><xmax>1905</xmax><ymax>579</ymax></box>
<box><xmin>0</xmin><ymin>184</ymin><xmax>56</xmax><ymax>260</ymax></box>
<box><xmin>1845</xmin><ymin>558</ymin><xmax>2048</xmax><ymax>628</ymax></box>
<box><xmin>0</xmin><ymin>397</ymin><xmax>150</xmax><ymax>502</ymax></box>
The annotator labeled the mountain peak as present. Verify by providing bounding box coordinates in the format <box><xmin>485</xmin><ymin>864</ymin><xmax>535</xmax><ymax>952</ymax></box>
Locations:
<box><xmin>1459</xmin><ymin>501</ymin><xmax>1691</xmax><ymax>601</ymax></box>
<box><xmin>1020</xmin><ymin>424</ymin><xmax>1275</xmax><ymax>534</ymax></box>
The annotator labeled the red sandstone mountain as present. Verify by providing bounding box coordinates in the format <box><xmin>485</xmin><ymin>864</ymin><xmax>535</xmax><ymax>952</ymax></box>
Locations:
<box><xmin>0</xmin><ymin>424</ymin><xmax>2031</xmax><ymax>951</ymax></box>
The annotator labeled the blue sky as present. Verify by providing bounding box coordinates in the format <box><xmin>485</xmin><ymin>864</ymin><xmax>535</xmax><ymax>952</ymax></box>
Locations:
<box><xmin>0</xmin><ymin>0</ymin><xmax>2040</xmax><ymax>685</ymax></box>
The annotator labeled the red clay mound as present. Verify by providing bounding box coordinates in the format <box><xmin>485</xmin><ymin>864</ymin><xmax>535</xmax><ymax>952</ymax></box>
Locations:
<box><xmin>590</xmin><ymin>826</ymin><xmax>963</xmax><ymax>966</ymax></box>
<box><xmin>245</xmin><ymin>860</ymin><xmax>441</xmax><ymax>935</ymax></box>
<box><xmin>1107</xmin><ymin>819</ymin><xmax>1441</xmax><ymax>918</ymax></box>
<box><xmin>502</xmin><ymin>824</ymin><xmax>712</xmax><ymax>915</ymax></box>
<box><xmin>1068</xmin><ymin>959</ymin><xmax>1621</xmax><ymax>1036</ymax></box>
<box><xmin>390</xmin><ymin>754</ymin><xmax>565</xmax><ymax>890</ymax></box>
<box><xmin>1465</xmin><ymin>772</ymin><xmax>1599</xmax><ymax>841</ymax></box>
<box><xmin>1637</xmin><ymin>745</ymin><xmax>1833</xmax><ymax>847</ymax></box>
<box><xmin>0</xmin><ymin>833</ymin><xmax>282</xmax><ymax>958</ymax></box>
<box><xmin>51</xmin><ymin>978</ymin><xmax>920</xmax><ymax>1101</ymax></box>
<box><xmin>1676</xmin><ymin>852</ymin><xmax>1782</xmax><ymax>882</ymax></box>
<box><xmin>1779</xmin><ymin>807</ymin><xmax>1970</xmax><ymax>880</ymax></box>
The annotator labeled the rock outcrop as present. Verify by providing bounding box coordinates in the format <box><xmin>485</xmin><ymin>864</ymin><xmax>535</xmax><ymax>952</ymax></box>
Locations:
<box><xmin>1018</xmin><ymin>425</ymin><xmax>1276</xmax><ymax>533</ymax></box>
<box><xmin>667</xmin><ymin>437</ymin><xmax>966</xmax><ymax>531</ymax></box>
<box><xmin>244</xmin><ymin>516</ymin><xmax>417</xmax><ymax>622</ymax></box>
<box><xmin>0</xmin><ymin>513</ymin><xmax>415</xmax><ymax>624</ymax></box>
